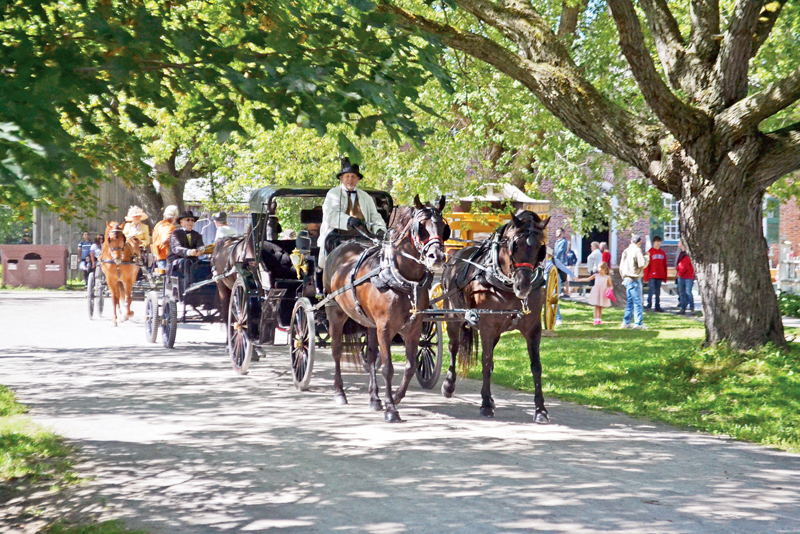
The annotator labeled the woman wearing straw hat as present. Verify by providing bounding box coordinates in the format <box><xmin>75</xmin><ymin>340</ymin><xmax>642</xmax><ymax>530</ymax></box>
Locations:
<box><xmin>123</xmin><ymin>206</ymin><xmax>151</xmax><ymax>252</ymax></box>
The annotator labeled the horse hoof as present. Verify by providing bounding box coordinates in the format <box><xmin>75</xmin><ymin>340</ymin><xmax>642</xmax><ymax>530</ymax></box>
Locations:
<box><xmin>369</xmin><ymin>400</ymin><xmax>383</xmax><ymax>411</ymax></box>
<box><xmin>441</xmin><ymin>382</ymin><xmax>454</xmax><ymax>398</ymax></box>
<box><xmin>385</xmin><ymin>410</ymin><xmax>402</xmax><ymax>423</ymax></box>
<box><xmin>333</xmin><ymin>393</ymin><xmax>348</xmax><ymax>405</ymax></box>
<box><xmin>480</xmin><ymin>405</ymin><xmax>495</xmax><ymax>418</ymax></box>
<box><xmin>534</xmin><ymin>412</ymin><xmax>550</xmax><ymax>424</ymax></box>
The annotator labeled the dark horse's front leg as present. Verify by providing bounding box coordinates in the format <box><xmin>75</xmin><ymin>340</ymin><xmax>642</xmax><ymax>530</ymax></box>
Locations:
<box><xmin>441</xmin><ymin>320</ymin><xmax>460</xmax><ymax>398</ymax></box>
<box><xmin>377</xmin><ymin>326</ymin><xmax>401</xmax><ymax>423</ymax></box>
<box><xmin>479</xmin><ymin>330</ymin><xmax>500</xmax><ymax>418</ymax></box>
<box><xmin>525</xmin><ymin>322</ymin><xmax>549</xmax><ymax>424</ymax></box>
<box><xmin>392</xmin><ymin>318</ymin><xmax>422</xmax><ymax>406</ymax></box>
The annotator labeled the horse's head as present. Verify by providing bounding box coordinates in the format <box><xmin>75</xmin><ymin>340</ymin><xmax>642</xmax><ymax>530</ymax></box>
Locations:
<box><xmin>411</xmin><ymin>194</ymin><xmax>450</xmax><ymax>270</ymax></box>
<box><xmin>106</xmin><ymin>222</ymin><xmax>127</xmax><ymax>266</ymax></box>
<box><xmin>502</xmin><ymin>211</ymin><xmax>550</xmax><ymax>300</ymax></box>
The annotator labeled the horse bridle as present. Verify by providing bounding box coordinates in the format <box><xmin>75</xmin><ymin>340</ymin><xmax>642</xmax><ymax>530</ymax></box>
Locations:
<box><xmin>490</xmin><ymin>223</ymin><xmax>544</xmax><ymax>286</ymax></box>
<box><xmin>394</xmin><ymin>207</ymin><xmax>450</xmax><ymax>257</ymax></box>
<box><xmin>103</xmin><ymin>228</ymin><xmax>135</xmax><ymax>267</ymax></box>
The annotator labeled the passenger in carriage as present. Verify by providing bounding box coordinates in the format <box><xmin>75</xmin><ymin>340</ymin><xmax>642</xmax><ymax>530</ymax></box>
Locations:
<box><xmin>318</xmin><ymin>157</ymin><xmax>387</xmax><ymax>268</ymax></box>
<box><xmin>152</xmin><ymin>205</ymin><xmax>179</xmax><ymax>269</ymax></box>
<box><xmin>167</xmin><ymin>210</ymin><xmax>205</xmax><ymax>285</ymax></box>
<box><xmin>123</xmin><ymin>206</ymin><xmax>151</xmax><ymax>255</ymax></box>
<box><xmin>212</xmin><ymin>211</ymin><xmax>239</xmax><ymax>242</ymax></box>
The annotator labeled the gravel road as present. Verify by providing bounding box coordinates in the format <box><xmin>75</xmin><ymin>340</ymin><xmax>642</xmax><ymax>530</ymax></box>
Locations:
<box><xmin>1</xmin><ymin>290</ymin><xmax>799</xmax><ymax>533</ymax></box>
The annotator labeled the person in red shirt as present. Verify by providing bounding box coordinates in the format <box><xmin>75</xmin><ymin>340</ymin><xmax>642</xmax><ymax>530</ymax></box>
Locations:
<box><xmin>600</xmin><ymin>241</ymin><xmax>611</xmax><ymax>266</ymax></box>
<box><xmin>676</xmin><ymin>240</ymin><xmax>695</xmax><ymax>314</ymax></box>
<box><xmin>644</xmin><ymin>235</ymin><xmax>668</xmax><ymax>311</ymax></box>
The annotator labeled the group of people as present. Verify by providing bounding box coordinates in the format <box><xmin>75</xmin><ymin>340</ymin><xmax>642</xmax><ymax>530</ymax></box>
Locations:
<box><xmin>77</xmin><ymin>205</ymin><xmax>240</xmax><ymax>286</ymax></box>
<box><xmin>553</xmin><ymin>229</ymin><xmax>696</xmax><ymax>328</ymax></box>
<box><xmin>618</xmin><ymin>235</ymin><xmax>695</xmax><ymax>329</ymax></box>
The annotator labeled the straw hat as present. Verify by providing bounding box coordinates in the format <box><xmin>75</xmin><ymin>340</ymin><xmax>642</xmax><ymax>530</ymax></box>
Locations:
<box><xmin>125</xmin><ymin>206</ymin><xmax>149</xmax><ymax>221</ymax></box>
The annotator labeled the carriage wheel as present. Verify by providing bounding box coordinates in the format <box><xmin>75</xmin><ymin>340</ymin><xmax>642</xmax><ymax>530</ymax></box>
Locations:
<box><xmin>144</xmin><ymin>291</ymin><xmax>159</xmax><ymax>343</ymax></box>
<box><xmin>162</xmin><ymin>296</ymin><xmax>178</xmax><ymax>349</ymax></box>
<box><xmin>543</xmin><ymin>265</ymin><xmax>560</xmax><ymax>330</ymax></box>
<box><xmin>228</xmin><ymin>277</ymin><xmax>254</xmax><ymax>375</ymax></box>
<box><xmin>415</xmin><ymin>320</ymin><xmax>443</xmax><ymax>389</ymax></box>
<box><xmin>87</xmin><ymin>272</ymin><xmax>95</xmax><ymax>319</ymax></box>
<box><xmin>289</xmin><ymin>298</ymin><xmax>315</xmax><ymax>391</ymax></box>
<box><xmin>97</xmin><ymin>280</ymin><xmax>104</xmax><ymax>316</ymax></box>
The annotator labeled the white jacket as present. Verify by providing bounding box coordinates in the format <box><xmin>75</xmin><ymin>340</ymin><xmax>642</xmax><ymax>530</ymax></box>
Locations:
<box><xmin>619</xmin><ymin>243</ymin><xmax>649</xmax><ymax>279</ymax></box>
<box><xmin>318</xmin><ymin>185</ymin><xmax>387</xmax><ymax>265</ymax></box>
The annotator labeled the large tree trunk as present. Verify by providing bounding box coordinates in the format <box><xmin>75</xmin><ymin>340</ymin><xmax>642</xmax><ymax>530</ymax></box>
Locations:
<box><xmin>680</xmin><ymin>172</ymin><xmax>785</xmax><ymax>349</ymax></box>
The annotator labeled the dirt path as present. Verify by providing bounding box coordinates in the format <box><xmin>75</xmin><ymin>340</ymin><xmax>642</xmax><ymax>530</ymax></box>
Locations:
<box><xmin>1</xmin><ymin>291</ymin><xmax>799</xmax><ymax>533</ymax></box>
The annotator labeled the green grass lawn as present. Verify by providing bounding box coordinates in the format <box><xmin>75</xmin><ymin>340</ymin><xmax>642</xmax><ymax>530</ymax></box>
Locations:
<box><xmin>475</xmin><ymin>302</ymin><xmax>800</xmax><ymax>452</ymax></box>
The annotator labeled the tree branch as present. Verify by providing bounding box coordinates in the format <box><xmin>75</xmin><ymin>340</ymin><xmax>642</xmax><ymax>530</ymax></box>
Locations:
<box><xmin>688</xmin><ymin>0</ymin><xmax>719</xmax><ymax>64</ymax></box>
<box><xmin>752</xmin><ymin>0</ymin><xmax>787</xmax><ymax>58</ymax></box>
<box><xmin>377</xmin><ymin>1</ymin><xmax>664</xmax><ymax>172</ymax></box>
<box><xmin>753</xmin><ymin>129</ymin><xmax>800</xmax><ymax>187</ymax></box>
<box><xmin>717</xmin><ymin>0</ymin><xmax>763</xmax><ymax>105</ymax></box>
<box><xmin>715</xmin><ymin>64</ymin><xmax>800</xmax><ymax>145</ymax></box>
<box><xmin>637</xmin><ymin>0</ymin><xmax>686</xmax><ymax>88</ymax></box>
<box><xmin>556</xmin><ymin>0</ymin><xmax>589</xmax><ymax>39</ymax></box>
<box><xmin>607</xmin><ymin>0</ymin><xmax>709</xmax><ymax>143</ymax></box>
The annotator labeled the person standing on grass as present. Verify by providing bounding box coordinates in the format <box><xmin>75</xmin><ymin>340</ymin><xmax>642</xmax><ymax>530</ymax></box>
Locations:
<box><xmin>77</xmin><ymin>231</ymin><xmax>93</xmax><ymax>286</ymax></box>
<box><xmin>644</xmin><ymin>235</ymin><xmax>668</xmax><ymax>312</ymax></box>
<box><xmin>575</xmin><ymin>261</ymin><xmax>613</xmax><ymax>325</ymax></box>
<box><xmin>586</xmin><ymin>241</ymin><xmax>602</xmax><ymax>286</ymax></box>
<box><xmin>619</xmin><ymin>234</ymin><xmax>649</xmax><ymax>329</ymax></box>
<box><xmin>676</xmin><ymin>240</ymin><xmax>695</xmax><ymax>314</ymax></box>
<box><xmin>554</xmin><ymin>228</ymin><xmax>570</xmax><ymax>296</ymax></box>
<box><xmin>600</xmin><ymin>241</ymin><xmax>611</xmax><ymax>266</ymax></box>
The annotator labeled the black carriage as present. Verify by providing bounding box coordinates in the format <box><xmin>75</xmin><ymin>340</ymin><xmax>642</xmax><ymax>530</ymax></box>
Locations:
<box><xmin>224</xmin><ymin>186</ymin><xmax>444</xmax><ymax>389</ymax></box>
<box><xmin>143</xmin><ymin>244</ymin><xmax>220</xmax><ymax>348</ymax></box>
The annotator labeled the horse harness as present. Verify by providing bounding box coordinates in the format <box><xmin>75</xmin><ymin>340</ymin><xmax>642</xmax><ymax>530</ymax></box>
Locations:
<box><xmin>321</xmin><ymin>208</ymin><xmax>445</xmax><ymax>328</ymax></box>
<box><xmin>443</xmin><ymin>224</ymin><xmax>545</xmax><ymax>312</ymax></box>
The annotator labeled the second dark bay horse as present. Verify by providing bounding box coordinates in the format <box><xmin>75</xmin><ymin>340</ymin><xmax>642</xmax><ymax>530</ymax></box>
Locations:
<box><xmin>441</xmin><ymin>210</ymin><xmax>550</xmax><ymax>423</ymax></box>
<box><xmin>324</xmin><ymin>195</ymin><xmax>450</xmax><ymax>423</ymax></box>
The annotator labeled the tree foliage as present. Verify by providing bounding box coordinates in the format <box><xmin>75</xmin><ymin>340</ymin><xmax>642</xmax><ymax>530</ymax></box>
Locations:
<box><xmin>1</xmin><ymin>0</ymin><xmax>445</xmax><ymax>215</ymax></box>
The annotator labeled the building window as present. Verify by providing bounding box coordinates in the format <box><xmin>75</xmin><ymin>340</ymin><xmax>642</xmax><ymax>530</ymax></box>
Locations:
<box><xmin>764</xmin><ymin>196</ymin><xmax>780</xmax><ymax>245</ymax></box>
<box><xmin>662</xmin><ymin>197</ymin><xmax>680</xmax><ymax>242</ymax></box>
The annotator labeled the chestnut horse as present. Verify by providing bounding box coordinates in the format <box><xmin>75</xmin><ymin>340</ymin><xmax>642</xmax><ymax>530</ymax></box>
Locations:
<box><xmin>100</xmin><ymin>222</ymin><xmax>140</xmax><ymax>326</ymax></box>
<box><xmin>441</xmin><ymin>210</ymin><xmax>550</xmax><ymax>423</ymax></box>
<box><xmin>324</xmin><ymin>195</ymin><xmax>449</xmax><ymax>423</ymax></box>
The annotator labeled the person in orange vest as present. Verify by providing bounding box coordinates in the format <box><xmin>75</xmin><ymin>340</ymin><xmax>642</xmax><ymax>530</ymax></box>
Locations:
<box><xmin>644</xmin><ymin>235</ymin><xmax>668</xmax><ymax>312</ymax></box>
<box><xmin>152</xmin><ymin>205</ymin><xmax>179</xmax><ymax>269</ymax></box>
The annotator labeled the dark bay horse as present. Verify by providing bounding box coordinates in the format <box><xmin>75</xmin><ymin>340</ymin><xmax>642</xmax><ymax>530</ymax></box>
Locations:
<box><xmin>441</xmin><ymin>210</ymin><xmax>550</xmax><ymax>423</ymax></box>
<box><xmin>100</xmin><ymin>222</ymin><xmax>140</xmax><ymax>326</ymax></box>
<box><xmin>324</xmin><ymin>195</ymin><xmax>449</xmax><ymax>422</ymax></box>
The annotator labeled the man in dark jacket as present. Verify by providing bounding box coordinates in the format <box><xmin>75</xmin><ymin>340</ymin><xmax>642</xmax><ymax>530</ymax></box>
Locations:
<box><xmin>167</xmin><ymin>210</ymin><xmax>205</xmax><ymax>284</ymax></box>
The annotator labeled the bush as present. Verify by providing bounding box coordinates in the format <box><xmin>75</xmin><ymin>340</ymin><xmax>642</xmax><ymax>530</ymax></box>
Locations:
<box><xmin>778</xmin><ymin>290</ymin><xmax>800</xmax><ymax>318</ymax></box>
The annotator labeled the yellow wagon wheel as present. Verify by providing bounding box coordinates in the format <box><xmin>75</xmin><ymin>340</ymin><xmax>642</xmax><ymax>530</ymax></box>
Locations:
<box><xmin>543</xmin><ymin>265</ymin><xmax>560</xmax><ymax>330</ymax></box>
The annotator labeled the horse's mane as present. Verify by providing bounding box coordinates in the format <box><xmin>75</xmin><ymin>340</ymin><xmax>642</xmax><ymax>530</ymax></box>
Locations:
<box><xmin>388</xmin><ymin>205</ymin><xmax>416</xmax><ymax>230</ymax></box>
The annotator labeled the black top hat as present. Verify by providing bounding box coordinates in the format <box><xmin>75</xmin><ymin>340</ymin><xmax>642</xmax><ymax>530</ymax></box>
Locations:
<box><xmin>177</xmin><ymin>210</ymin><xmax>198</xmax><ymax>223</ymax></box>
<box><xmin>336</xmin><ymin>157</ymin><xmax>363</xmax><ymax>180</ymax></box>
<box><xmin>211</xmin><ymin>211</ymin><xmax>227</xmax><ymax>223</ymax></box>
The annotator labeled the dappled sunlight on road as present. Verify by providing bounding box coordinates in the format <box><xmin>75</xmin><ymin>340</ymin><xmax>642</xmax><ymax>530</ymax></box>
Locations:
<box><xmin>2</xmin><ymin>291</ymin><xmax>800</xmax><ymax>533</ymax></box>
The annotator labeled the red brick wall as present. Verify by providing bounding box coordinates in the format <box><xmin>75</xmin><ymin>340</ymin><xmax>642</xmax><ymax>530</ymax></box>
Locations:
<box><xmin>779</xmin><ymin>198</ymin><xmax>800</xmax><ymax>266</ymax></box>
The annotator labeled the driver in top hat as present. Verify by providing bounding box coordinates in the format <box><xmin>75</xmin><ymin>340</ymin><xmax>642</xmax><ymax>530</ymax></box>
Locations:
<box><xmin>167</xmin><ymin>210</ymin><xmax>205</xmax><ymax>283</ymax></box>
<box><xmin>318</xmin><ymin>157</ymin><xmax>386</xmax><ymax>267</ymax></box>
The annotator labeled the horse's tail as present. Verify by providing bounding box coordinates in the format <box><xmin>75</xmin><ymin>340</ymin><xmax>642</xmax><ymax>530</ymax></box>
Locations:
<box><xmin>340</xmin><ymin>319</ymin><xmax>366</xmax><ymax>371</ymax></box>
<box><xmin>457</xmin><ymin>324</ymin><xmax>479</xmax><ymax>377</ymax></box>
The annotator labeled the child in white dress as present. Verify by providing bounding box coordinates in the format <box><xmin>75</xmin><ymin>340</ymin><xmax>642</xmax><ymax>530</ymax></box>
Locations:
<box><xmin>575</xmin><ymin>262</ymin><xmax>613</xmax><ymax>325</ymax></box>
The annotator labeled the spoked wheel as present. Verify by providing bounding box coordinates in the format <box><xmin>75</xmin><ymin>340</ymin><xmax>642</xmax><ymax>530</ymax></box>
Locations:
<box><xmin>415</xmin><ymin>320</ymin><xmax>443</xmax><ymax>389</ymax></box>
<box><xmin>543</xmin><ymin>265</ymin><xmax>560</xmax><ymax>330</ymax></box>
<box><xmin>289</xmin><ymin>297</ymin><xmax>315</xmax><ymax>391</ymax></box>
<box><xmin>162</xmin><ymin>296</ymin><xmax>178</xmax><ymax>349</ymax></box>
<box><xmin>144</xmin><ymin>291</ymin><xmax>159</xmax><ymax>343</ymax></box>
<box><xmin>97</xmin><ymin>278</ymin><xmax>104</xmax><ymax>316</ymax></box>
<box><xmin>87</xmin><ymin>272</ymin><xmax>95</xmax><ymax>319</ymax></box>
<box><xmin>228</xmin><ymin>277</ymin><xmax>254</xmax><ymax>375</ymax></box>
